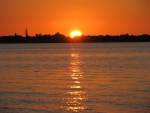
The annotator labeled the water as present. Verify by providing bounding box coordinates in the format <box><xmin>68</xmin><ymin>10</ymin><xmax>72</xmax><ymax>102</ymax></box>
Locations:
<box><xmin>0</xmin><ymin>43</ymin><xmax>150</xmax><ymax>113</ymax></box>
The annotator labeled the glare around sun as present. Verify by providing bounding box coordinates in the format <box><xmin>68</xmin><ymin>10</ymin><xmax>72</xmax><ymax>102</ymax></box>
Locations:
<box><xmin>70</xmin><ymin>30</ymin><xmax>82</xmax><ymax>38</ymax></box>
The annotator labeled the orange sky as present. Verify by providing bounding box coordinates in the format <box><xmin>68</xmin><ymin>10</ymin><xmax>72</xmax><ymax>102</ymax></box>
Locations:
<box><xmin>0</xmin><ymin>0</ymin><xmax>150</xmax><ymax>36</ymax></box>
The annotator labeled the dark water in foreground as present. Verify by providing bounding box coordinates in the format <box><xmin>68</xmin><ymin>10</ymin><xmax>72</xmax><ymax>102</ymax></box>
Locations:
<box><xmin>0</xmin><ymin>43</ymin><xmax>150</xmax><ymax>113</ymax></box>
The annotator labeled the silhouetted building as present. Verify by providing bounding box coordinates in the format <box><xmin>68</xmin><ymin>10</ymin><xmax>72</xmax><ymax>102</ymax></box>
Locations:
<box><xmin>35</xmin><ymin>34</ymin><xmax>42</xmax><ymax>37</ymax></box>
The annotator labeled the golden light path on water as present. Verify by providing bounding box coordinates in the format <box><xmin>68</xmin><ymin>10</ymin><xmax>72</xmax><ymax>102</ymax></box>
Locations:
<box><xmin>61</xmin><ymin>47</ymin><xmax>88</xmax><ymax>112</ymax></box>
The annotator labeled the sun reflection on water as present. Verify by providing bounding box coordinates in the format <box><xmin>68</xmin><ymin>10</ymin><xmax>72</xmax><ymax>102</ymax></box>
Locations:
<box><xmin>61</xmin><ymin>51</ymin><xmax>88</xmax><ymax>112</ymax></box>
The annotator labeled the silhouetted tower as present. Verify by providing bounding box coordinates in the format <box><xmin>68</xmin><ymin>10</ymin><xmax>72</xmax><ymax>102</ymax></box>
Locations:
<box><xmin>14</xmin><ymin>33</ymin><xmax>17</xmax><ymax>36</ymax></box>
<box><xmin>25</xmin><ymin>28</ymin><xmax>28</xmax><ymax>37</ymax></box>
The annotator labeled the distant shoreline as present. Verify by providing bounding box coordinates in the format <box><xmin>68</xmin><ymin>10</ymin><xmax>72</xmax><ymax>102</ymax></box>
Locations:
<box><xmin>0</xmin><ymin>34</ymin><xmax>150</xmax><ymax>43</ymax></box>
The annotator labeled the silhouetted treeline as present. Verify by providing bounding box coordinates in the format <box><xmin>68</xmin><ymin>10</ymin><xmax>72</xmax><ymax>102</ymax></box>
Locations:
<box><xmin>0</xmin><ymin>33</ymin><xmax>150</xmax><ymax>43</ymax></box>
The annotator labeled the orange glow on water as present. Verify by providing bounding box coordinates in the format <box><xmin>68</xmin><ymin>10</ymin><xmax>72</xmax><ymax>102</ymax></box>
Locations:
<box><xmin>61</xmin><ymin>48</ymin><xmax>88</xmax><ymax>112</ymax></box>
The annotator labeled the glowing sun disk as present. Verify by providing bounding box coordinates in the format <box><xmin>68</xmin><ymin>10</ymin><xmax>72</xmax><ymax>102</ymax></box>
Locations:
<box><xmin>70</xmin><ymin>30</ymin><xmax>82</xmax><ymax>38</ymax></box>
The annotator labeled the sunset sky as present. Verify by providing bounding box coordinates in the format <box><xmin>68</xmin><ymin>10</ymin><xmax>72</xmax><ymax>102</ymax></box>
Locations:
<box><xmin>0</xmin><ymin>0</ymin><xmax>150</xmax><ymax>36</ymax></box>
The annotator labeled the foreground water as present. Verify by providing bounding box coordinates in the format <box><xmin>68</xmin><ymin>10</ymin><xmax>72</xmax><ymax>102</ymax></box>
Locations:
<box><xmin>0</xmin><ymin>43</ymin><xmax>150</xmax><ymax>113</ymax></box>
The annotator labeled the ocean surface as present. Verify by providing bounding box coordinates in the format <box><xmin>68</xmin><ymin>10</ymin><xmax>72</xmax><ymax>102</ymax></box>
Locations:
<box><xmin>0</xmin><ymin>43</ymin><xmax>150</xmax><ymax>113</ymax></box>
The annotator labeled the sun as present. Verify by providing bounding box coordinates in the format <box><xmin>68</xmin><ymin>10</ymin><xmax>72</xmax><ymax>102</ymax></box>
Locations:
<box><xmin>70</xmin><ymin>30</ymin><xmax>82</xmax><ymax>38</ymax></box>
